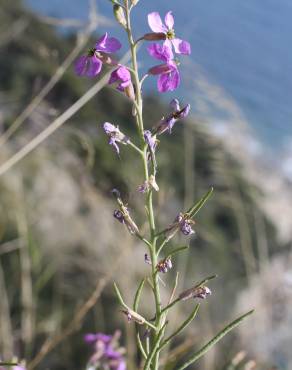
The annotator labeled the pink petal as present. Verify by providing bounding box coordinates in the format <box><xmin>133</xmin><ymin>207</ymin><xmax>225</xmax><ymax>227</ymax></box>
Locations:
<box><xmin>164</xmin><ymin>11</ymin><xmax>174</xmax><ymax>30</ymax></box>
<box><xmin>74</xmin><ymin>55</ymin><xmax>88</xmax><ymax>76</ymax></box>
<box><xmin>96</xmin><ymin>32</ymin><xmax>122</xmax><ymax>53</ymax></box>
<box><xmin>148</xmin><ymin>43</ymin><xmax>173</xmax><ymax>62</ymax></box>
<box><xmin>157</xmin><ymin>65</ymin><xmax>180</xmax><ymax>93</ymax></box>
<box><xmin>148</xmin><ymin>12</ymin><xmax>167</xmax><ymax>33</ymax></box>
<box><xmin>172</xmin><ymin>38</ymin><xmax>191</xmax><ymax>55</ymax></box>
<box><xmin>86</xmin><ymin>55</ymin><xmax>102</xmax><ymax>77</ymax></box>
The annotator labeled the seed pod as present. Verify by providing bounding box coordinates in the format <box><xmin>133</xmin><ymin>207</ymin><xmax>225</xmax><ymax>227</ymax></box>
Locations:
<box><xmin>113</xmin><ymin>4</ymin><xmax>127</xmax><ymax>29</ymax></box>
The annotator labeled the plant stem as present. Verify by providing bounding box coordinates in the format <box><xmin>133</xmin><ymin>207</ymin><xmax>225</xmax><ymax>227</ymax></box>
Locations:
<box><xmin>124</xmin><ymin>1</ymin><xmax>162</xmax><ymax>368</ymax></box>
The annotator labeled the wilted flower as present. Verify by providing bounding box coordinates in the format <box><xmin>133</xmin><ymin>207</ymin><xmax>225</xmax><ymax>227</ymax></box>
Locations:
<box><xmin>148</xmin><ymin>43</ymin><xmax>180</xmax><ymax>92</ymax></box>
<box><xmin>113</xmin><ymin>207</ymin><xmax>139</xmax><ymax>235</ymax></box>
<box><xmin>75</xmin><ymin>33</ymin><xmax>121</xmax><ymax>77</ymax></box>
<box><xmin>144</xmin><ymin>253</ymin><xmax>152</xmax><ymax>265</ymax></box>
<box><xmin>109</xmin><ymin>66</ymin><xmax>135</xmax><ymax>100</ymax></box>
<box><xmin>146</xmin><ymin>11</ymin><xmax>191</xmax><ymax>55</ymax></box>
<box><xmin>103</xmin><ymin>122</ymin><xmax>130</xmax><ymax>155</ymax></box>
<box><xmin>144</xmin><ymin>130</ymin><xmax>158</xmax><ymax>153</ymax></box>
<box><xmin>165</xmin><ymin>212</ymin><xmax>195</xmax><ymax>241</ymax></box>
<box><xmin>179</xmin><ymin>285</ymin><xmax>211</xmax><ymax>301</ymax></box>
<box><xmin>155</xmin><ymin>99</ymin><xmax>190</xmax><ymax>135</ymax></box>
<box><xmin>84</xmin><ymin>331</ymin><xmax>126</xmax><ymax>370</ymax></box>
<box><xmin>138</xmin><ymin>175</ymin><xmax>159</xmax><ymax>193</ymax></box>
<box><xmin>156</xmin><ymin>257</ymin><xmax>172</xmax><ymax>273</ymax></box>
<box><xmin>121</xmin><ymin>308</ymin><xmax>146</xmax><ymax>325</ymax></box>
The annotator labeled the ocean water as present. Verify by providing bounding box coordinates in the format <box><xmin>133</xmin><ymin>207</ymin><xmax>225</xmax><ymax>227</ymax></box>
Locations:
<box><xmin>25</xmin><ymin>0</ymin><xmax>292</xmax><ymax>151</ymax></box>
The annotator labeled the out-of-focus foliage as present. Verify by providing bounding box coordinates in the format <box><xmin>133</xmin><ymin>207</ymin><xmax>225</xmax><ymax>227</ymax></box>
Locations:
<box><xmin>0</xmin><ymin>0</ymin><xmax>287</xmax><ymax>369</ymax></box>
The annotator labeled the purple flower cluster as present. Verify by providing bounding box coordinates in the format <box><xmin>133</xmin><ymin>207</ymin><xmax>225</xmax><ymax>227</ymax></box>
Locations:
<box><xmin>84</xmin><ymin>331</ymin><xmax>126</xmax><ymax>370</ymax></box>
<box><xmin>75</xmin><ymin>11</ymin><xmax>191</xmax><ymax>93</ymax></box>
<box><xmin>146</xmin><ymin>11</ymin><xmax>191</xmax><ymax>92</ymax></box>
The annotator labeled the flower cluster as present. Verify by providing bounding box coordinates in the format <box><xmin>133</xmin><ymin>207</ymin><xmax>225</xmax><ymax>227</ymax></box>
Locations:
<box><xmin>84</xmin><ymin>331</ymin><xmax>126</xmax><ymax>370</ymax></box>
<box><xmin>74</xmin><ymin>11</ymin><xmax>191</xmax><ymax>93</ymax></box>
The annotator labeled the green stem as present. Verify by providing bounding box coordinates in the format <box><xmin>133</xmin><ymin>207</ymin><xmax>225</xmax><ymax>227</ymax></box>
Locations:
<box><xmin>124</xmin><ymin>2</ymin><xmax>162</xmax><ymax>368</ymax></box>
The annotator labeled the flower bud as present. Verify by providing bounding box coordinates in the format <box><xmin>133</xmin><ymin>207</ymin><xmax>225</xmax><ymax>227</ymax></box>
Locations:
<box><xmin>143</xmin><ymin>32</ymin><xmax>166</xmax><ymax>41</ymax></box>
<box><xmin>179</xmin><ymin>285</ymin><xmax>211</xmax><ymax>301</ymax></box>
<box><xmin>113</xmin><ymin>4</ymin><xmax>127</xmax><ymax>29</ymax></box>
<box><xmin>131</xmin><ymin>0</ymin><xmax>139</xmax><ymax>5</ymax></box>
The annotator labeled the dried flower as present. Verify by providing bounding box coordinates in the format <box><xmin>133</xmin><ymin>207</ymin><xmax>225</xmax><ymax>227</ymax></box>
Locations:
<box><xmin>138</xmin><ymin>175</ymin><xmax>159</xmax><ymax>193</ymax></box>
<box><xmin>156</xmin><ymin>257</ymin><xmax>172</xmax><ymax>273</ymax></box>
<box><xmin>155</xmin><ymin>99</ymin><xmax>190</xmax><ymax>135</ymax></box>
<box><xmin>144</xmin><ymin>130</ymin><xmax>158</xmax><ymax>153</ymax></box>
<box><xmin>165</xmin><ymin>212</ymin><xmax>195</xmax><ymax>241</ymax></box>
<box><xmin>147</xmin><ymin>11</ymin><xmax>191</xmax><ymax>55</ymax></box>
<box><xmin>113</xmin><ymin>208</ymin><xmax>139</xmax><ymax>235</ymax></box>
<box><xmin>75</xmin><ymin>33</ymin><xmax>121</xmax><ymax>77</ymax></box>
<box><xmin>148</xmin><ymin>43</ymin><xmax>180</xmax><ymax>92</ymax></box>
<box><xmin>113</xmin><ymin>4</ymin><xmax>127</xmax><ymax>28</ymax></box>
<box><xmin>121</xmin><ymin>308</ymin><xmax>146</xmax><ymax>324</ymax></box>
<box><xmin>103</xmin><ymin>122</ymin><xmax>130</xmax><ymax>155</ymax></box>
<box><xmin>179</xmin><ymin>285</ymin><xmax>211</xmax><ymax>301</ymax></box>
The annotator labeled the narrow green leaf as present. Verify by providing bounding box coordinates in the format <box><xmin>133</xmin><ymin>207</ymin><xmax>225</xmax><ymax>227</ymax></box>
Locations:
<box><xmin>0</xmin><ymin>363</ymin><xmax>18</xmax><ymax>367</ymax></box>
<box><xmin>113</xmin><ymin>282</ymin><xmax>127</xmax><ymax>308</ymax></box>
<box><xmin>194</xmin><ymin>274</ymin><xmax>218</xmax><ymax>289</ymax></box>
<box><xmin>159</xmin><ymin>304</ymin><xmax>200</xmax><ymax>351</ymax></box>
<box><xmin>144</xmin><ymin>322</ymin><xmax>168</xmax><ymax>370</ymax></box>
<box><xmin>165</xmin><ymin>245</ymin><xmax>189</xmax><ymax>259</ymax></box>
<box><xmin>134</xmin><ymin>278</ymin><xmax>146</xmax><ymax>311</ymax></box>
<box><xmin>187</xmin><ymin>187</ymin><xmax>214</xmax><ymax>218</ymax></box>
<box><xmin>137</xmin><ymin>332</ymin><xmax>147</xmax><ymax>359</ymax></box>
<box><xmin>177</xmin><ymin>310</ymin><xmax>254</xmax><ymax>370</ymax></box>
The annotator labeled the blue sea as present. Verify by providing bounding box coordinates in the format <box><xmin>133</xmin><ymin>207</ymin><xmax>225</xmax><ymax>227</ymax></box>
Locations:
<box><xmin>25</xmin><ymin>0</ymin><xmax>292</xmax><ymax>151</ymax></box>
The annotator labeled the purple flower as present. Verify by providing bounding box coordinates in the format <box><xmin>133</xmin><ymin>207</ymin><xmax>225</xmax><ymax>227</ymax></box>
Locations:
<box><xmin>74</xmin><ymin>33</ymin><xmax>121</xmax><ymax>77</ymax></box>
<box><xmin>103</xmin><ymin>122</ymin><xmax>130</xmax><ymax>155</ymax></box>
<box><xmin>84</xmin><ymin>331</ymin><xmax>126</xmax><ymax>370</ymax></box>
<box><xmin>84</xmin><ymin>333</ymin><xmax>112</xmax><ymax>344</ymax></box>
<box><xmin>155</xmin><ymin>99</ymin><xmax>190</xmax><ymax>135</ymax></box>
<box><xmin>147</xmin><ymin>11</ymin><xmax>191</xmax><ymax>55</ymax></box>
<box><xmin>109</xmin><ymin>65</ymin><xmax>135</xmax><ymax>100</ymax></box>
<box><xmin>148</xmin><ymin>43</ymin><xmax>180</xmax><ymax>92</ymax></box>
<box><xmin>109</xmin><ymin>66</ymin><xmax>131</xmax><ymax>91</ymax></box>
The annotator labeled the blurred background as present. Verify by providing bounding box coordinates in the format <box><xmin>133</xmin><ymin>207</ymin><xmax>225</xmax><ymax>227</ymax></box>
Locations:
<box><xmin>0</xmin><ymin>0</ymin><xmax>292</xmax><ymax>369</ymax></box>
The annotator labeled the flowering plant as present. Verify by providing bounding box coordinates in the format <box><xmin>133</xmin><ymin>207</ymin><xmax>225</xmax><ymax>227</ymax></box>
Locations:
<box><xmin>75</xmin><ymin>1</ymin><xmax>253</xmax><ymax>369</ymax></box>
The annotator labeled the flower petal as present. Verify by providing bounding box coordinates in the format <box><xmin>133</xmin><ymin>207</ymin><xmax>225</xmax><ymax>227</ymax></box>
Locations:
<box><xmin>170</xmin><ymin>98</ymin><xmax>180</xmax><ymax>111</ymax></box>
<box><xmin>148</xmin><ymin>12</ymin><xmax>167</xmax><ymax>33</ymax></box>
<box><xmin>148</xmin><ymin>43</ymin><xmax>173</xmax><ymax>62</ymax></box>
<box><xmin>74</xmin><ymin>56</ymin><xmax>88</xmax><ymax>76</ymax></box>
<box><xmin>164</xmin><ymin>11</ymin><xmax>174</xmax><ymax>30</ymax></box>
<box><xmin>95</xmin><ymin>32</ymin><xmax>122</xmax><ymax>53</ymax></box>
<box><xmin>86</xmin><ymin>55</ymin><xmax>102</xmax><ymax>77</ymax></box>
<box><xmin>157</xmin><ymin>65</ymin><xmax>180</xmax><ymax>92</ymax></box>
<box><xmin>172</xmin><ymin>38</ymin><xmax>191</xmax><ymax>55</ymax></box>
